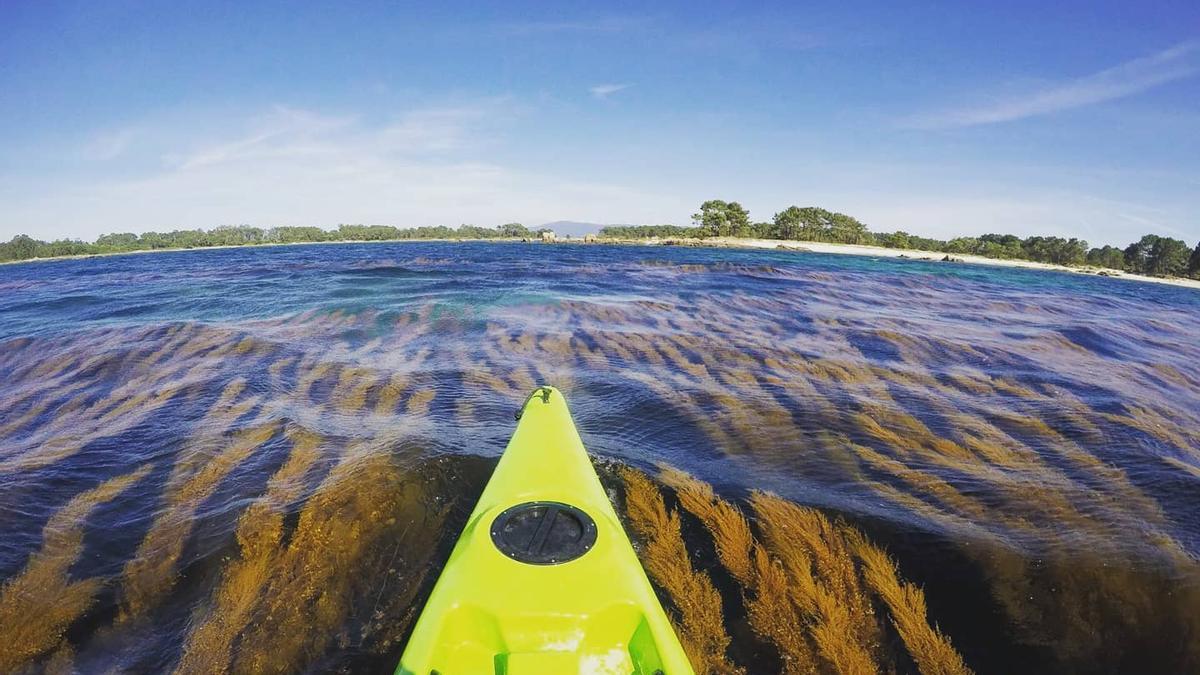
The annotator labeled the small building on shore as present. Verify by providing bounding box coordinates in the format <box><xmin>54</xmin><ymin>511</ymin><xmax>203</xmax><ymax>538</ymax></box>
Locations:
<box><xmin>540</xmin><ymin>230</ymin><xmax>557</xmax><ymax>242</ymax></box>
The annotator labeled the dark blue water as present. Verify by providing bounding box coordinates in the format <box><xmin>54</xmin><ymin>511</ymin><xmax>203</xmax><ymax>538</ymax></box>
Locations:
<box><xmin>2</xmin><ymin>242</ymin><xmax>1199</xmax><ymax>673</ymax></box>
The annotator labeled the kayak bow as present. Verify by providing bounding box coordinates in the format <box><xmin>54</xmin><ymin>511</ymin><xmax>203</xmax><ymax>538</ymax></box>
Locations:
<box><xmin>397</xmin><ymin>386</ymin><xmax>693</xmax><ymax>675</ymax></box>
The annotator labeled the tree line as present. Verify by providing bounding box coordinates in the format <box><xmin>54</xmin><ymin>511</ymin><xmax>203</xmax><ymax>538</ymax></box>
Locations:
<box><xmin>599</xmin><ymin>200</ymin><xmax>1200</xmax><ymax>279</ymax></box>
<box><xmin>0</xmin><ymin>222</ymin><xmax>546</xmax><ymax>263</ymax></box>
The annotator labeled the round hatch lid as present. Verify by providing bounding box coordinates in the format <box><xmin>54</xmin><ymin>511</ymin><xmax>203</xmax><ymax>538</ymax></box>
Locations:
<box><xmin>490</xmin><ymin>501</ymin><xmax>598</xmax><ymax>565</ymax></box>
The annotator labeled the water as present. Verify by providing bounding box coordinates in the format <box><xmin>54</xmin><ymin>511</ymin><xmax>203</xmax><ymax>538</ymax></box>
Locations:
<box><xmin>1</xmin><ymin>242</ymin><xmax>1198</xmax><ymax>674</ymax></box>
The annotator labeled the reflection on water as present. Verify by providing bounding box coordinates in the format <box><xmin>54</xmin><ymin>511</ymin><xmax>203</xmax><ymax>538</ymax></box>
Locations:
<box><xmin>1</xmin><ymin>242</ymin><xmax>1199</xmax><ymax>673</ymax></box>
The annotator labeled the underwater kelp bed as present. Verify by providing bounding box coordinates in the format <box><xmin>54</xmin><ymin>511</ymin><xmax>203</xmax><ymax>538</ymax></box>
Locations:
<box><xmin>1</xmin><ymin>242</ymin><xmax>1199</xmax><ymax>673</ymax></box>
<box><xmin>621</xmin><ymin>467</ymin><xmax>970</xmax><ymax>675</ymax></box>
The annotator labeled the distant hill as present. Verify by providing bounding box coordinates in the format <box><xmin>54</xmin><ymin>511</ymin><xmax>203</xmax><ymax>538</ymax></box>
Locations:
<box><xmin>536</xmin><ymin>221</ymin><xmax>631</xmax><ymax>238</ymax></box>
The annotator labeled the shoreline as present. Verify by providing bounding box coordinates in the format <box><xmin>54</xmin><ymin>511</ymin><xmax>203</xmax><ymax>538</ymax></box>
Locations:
<box><xmin>0</xmin><ymin>237</ymin><xmax>532</xmax><ymax>267</ymax></box>
<box><xmin>599</xmin><ymin>236</ymin><xmax>1200</xmax><ymax>291</ymax></box>
<box><xmin>4</xmin><ymin>235</ymin><xmax>1198</xmax><ymax>291</ymax></box>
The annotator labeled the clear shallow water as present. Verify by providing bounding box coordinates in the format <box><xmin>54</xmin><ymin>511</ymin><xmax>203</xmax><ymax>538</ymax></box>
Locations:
<box><xmin>1</xmin><ymin>242</ymin><xmax>1199</xmax><ymax>673</ymax></box>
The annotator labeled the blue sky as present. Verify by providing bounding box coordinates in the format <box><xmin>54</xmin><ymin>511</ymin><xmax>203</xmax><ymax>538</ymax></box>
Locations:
<box><xmin>1</xmin><ymin>1</ymin><xmax>1197</xmax><ymax>246</ymax></box>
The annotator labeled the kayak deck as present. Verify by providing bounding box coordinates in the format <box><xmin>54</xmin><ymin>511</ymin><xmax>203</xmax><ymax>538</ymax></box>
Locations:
<box><xmin>397</xmin><ymin>386</ymin><xmax>692</xmax><ymax>674</ymax></box>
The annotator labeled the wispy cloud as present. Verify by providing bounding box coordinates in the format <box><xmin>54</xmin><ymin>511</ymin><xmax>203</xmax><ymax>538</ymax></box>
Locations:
<box><xmin>81</xmin><ymin>129</ymin><xmax>135</xmax><ymax>161</ymax></box>
<box><xmin>589</xmin><ymin>83</ymin><xmax>631</xmax><ymax>100</ymax></box>
<box><xmin>908</xmin><ymin>41</ymin><xmax>1200</xmax><ymax>129</ymax></box>
<box><xmin>2</xmin><ymin>101</ymin><xmax>678</xmax><ymax>239</ymax></box>
<box><xmin>173</xmin><ymin>106</ymin><xmax>356</xmax><ymax>170</ymax></box>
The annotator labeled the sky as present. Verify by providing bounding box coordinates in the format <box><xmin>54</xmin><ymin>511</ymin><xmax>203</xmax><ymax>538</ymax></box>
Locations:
<box><xmin>1</xmin><ymin>0</ymin><xmax>1198</xmax><ymax>247</ymax></box>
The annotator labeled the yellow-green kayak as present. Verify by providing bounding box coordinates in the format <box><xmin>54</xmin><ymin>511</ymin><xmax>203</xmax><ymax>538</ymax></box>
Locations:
<box><xmin>397</xmin><ymin>386</ymin><xmax>693</xmax><ymax>674</ymax></box>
